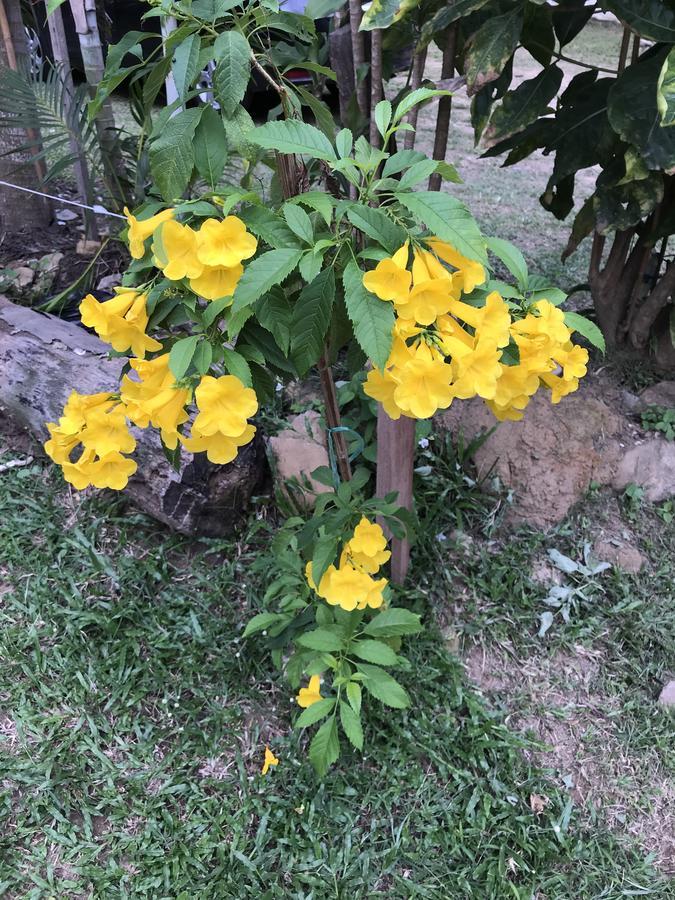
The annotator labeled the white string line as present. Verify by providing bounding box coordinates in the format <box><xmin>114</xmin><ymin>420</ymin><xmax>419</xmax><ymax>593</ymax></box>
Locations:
<box><xmin>0</xmin><ymin>179</ymin><xmax>127</xmax><ymax>219</ymax></box>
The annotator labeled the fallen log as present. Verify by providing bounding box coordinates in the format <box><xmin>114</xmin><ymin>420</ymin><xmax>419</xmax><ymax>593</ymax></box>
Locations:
<box><xmin>0</xmin><ymin>296</ymin><xmax>266</xmax><ymax>536</ymax></box>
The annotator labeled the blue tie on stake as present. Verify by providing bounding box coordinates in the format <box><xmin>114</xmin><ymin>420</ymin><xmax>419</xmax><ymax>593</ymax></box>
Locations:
<box><xmin>326</xmin><ymin>426</ymin><xmax>365</xmax><ymax>488</ymax></box>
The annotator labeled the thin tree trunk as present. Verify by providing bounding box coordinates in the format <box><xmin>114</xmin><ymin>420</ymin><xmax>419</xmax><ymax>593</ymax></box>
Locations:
<box><xmin>348</xmin><ymin>0</ymin><xmax>368</xmax><ymax>119</ymax></box>
<box><xmin>428</xmin><ymin>25</ymin><xmax>458</xmax><ymax>191</ymax></box>
<box><xmin>402</xmin><ymin>46</ymin><xmax>427</xmax><ymax>150</ymax></box>
<box><xmin>68</xmin><ymin>0</ymin><xmax>126</xmax><ymax>207</ymax></box>
<box><xmin>369</xmin><ymin>29</ymin><xmax>382</xmax><ymax>147</ymax></box>
<box><xmin>47</xmin><ymin>4</ymin><xmax>98</xmax><ymax>240</ymax></box>
<box><xmin>0</xmin><ymin>0</ymin><xmax>51</xmax><ymax>228</ymax></box>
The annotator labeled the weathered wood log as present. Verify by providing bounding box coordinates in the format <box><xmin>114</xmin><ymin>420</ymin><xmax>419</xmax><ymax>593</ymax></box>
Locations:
<box><xmin>0</xmin><ymin>296</ymin><xmax>266</xmax><ymax>536</ymax></box>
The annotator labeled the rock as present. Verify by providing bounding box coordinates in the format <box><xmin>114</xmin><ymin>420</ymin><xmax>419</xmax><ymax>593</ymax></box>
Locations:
<box><xmin>76</xmin><ymin>238</ymin><xmax>102</xmax><ymax>257</ymax></box>
<box><xmin>97</xmin><ymin>273</ymin><xmax>122</xmax><ymax>293</ymax></box>
<box><xmin>613</xmin><ymin>438</ymin><xmax>675</xmax><ymax>502</ymax></box>
<box><xmin>15</xmin><ymin>266</ymin><xmax>35</xmax><ymax>288</ymax></box>
<box><xmin>438</xmin><ymin>389</ymin><xmax>624</xmax><ymax>528</ymax></box>
<box><xmin>620</xmin><ymin>389</ymin><xmax>642</xmax><ymax>414</ymax></box>
<box><xmin>56</xmin><ymin>208</ymin><xmax>79</xmax><ymax>222</ymax></box>
<box><xmin>657</xmin><ymin>681</ymin><xmax>675</xmax><ymax>708</ymax></box>
<box><xmin>0</xmin><ymin>296</ymin><xmax>266</xmax><ymax>537</ymax></box>
<box><xmin>37</xmin><ymin>252</ymin><xmax>64</xmax><ymax>275</ymax></box>
<box><xmin>268</xmin><ymin>410</ymin><xmax>331</xmax><ymax>509</ymax></box>
<box><xmin>639</xmin><ymin>381</ymin><xmax>675</xmax><ymax>410</ymax></box>
<box><xmin>593</xmin><ymin>539</ymin><xmax>645</xmax><ymax>574</ymax></box>
<box><xmin>285</xmin><ymin>375</ymin><xmax>322</xmax><ymax>408</ymax></box>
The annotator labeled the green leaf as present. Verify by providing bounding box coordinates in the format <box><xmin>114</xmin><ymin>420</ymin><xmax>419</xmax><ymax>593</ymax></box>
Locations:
<box><xmin>231</xmin><ymin>248</ymin><xmax>303</xmax><ymax>314</ymax></box>
<box><xmin>294</xmin><ymin>84</ymin><xmax>336</xmax><ymax>141</ymax></box>
<box><xmin>486</xmin><ymin>236</ymin><xmax>528</xmax><ymax>292</ymax></box>
<box><xmin>311</xmin><ymin>532</ymin><xmax>339</xmax><ymax>585</ymax></box>
<box><xmin>290</xmin><ymin>191</ymin><xmax>333</xmax><ymax>227</ymax></box>
<box><xmin>394</xmin><ymin>88</ymin><xmax>450</xmax><ymax>124</ymax></box>
<box><xmin>553</xmin><ymin>0</ymin><xmax>594</xmax><ymax>47</ymax></box>
<box><xmin>172</xmin><ymin>33</ymin><xmax>201</xmax><ymax>99</ymax></box>
<box><xmin>658</xmin><ymin>47</ymin><xmax>675</xmax><ymax>127</ymax></box>
<box><xmin>304</xmin><ymin>0</ymin><xmax>345</xmax><ymax>17</ymax></box>
<box><xmin>346</xmin><ymin>204</ymin><xmax>406</xmax><ymax>255</ymax></box>
<box><xmin>398</xmin><ymin>159</ymin><xmax>439</xmax><ymax>190</ymax></box>
<box><xmin>256</xmin><ymin>289</ymin><xmax>293</xmax><ymax>354</ymax></box>
<box><xmin>213</xmin><ymin>31</ymin><xmax>251</xmax><ymax>117</ymax></box>
<box><xmin>168</xmin><ymin>334</ymin><xmax>200</xmax><ymax>379</ymax></box>
<box><xmin>603</xmin><ymin>0</ymin><xmax>675</xmax><ymax>42</ymax></box>
<box><xmin>610</xmin><ymin>51</ymin><xmax>675</xmax><ymax>173</ymax></box>
<box><xmin>382</xmin><ymin>149</ymin><xmax>426</xmax><ymax>177</ymax></box>
<box><xmin>484</xmin><ymin>66</ymin><xmax>563</xmax><ymax>147</ymax></box>
<box><xmin>339</xmin><ymin>701</ymin><xmax>364</xmax><ymax>750</ymax></box>
<box><xmin>363</xmin><ymin>608</ymin><xmax>422</xmax><ymax>638</ymax></box>
<box><xmin>309</xmin><ymin>716</ymin><xmax>339</xmax><ymax>776</ymax></box>
<box><xmin>374</xmin><ymin>100</ymin><xmax>392</xmax><ymax>138</ymax></box>
<box><xmin>240</xmin><ymin>206</ymin><xmax>302</xmax><ymax>250</ymax></box>
<box><xmin>193</xmin><ymin>105</ymin><xmax>228</xmax><ymax>189</ymax></box>
<box><xmin>563</xmin><ymin>312</ymin><xmax>606</xmax><ymax>353</ymax></box>
<box><xmin>295</xmin><ymin>697</ymin><xmax>336</xmax><ymax>728</ymax></box>
<box><xmin>521</xmin><ymin>0</ymin><xmax>554</xmax><ymax>67</ymax></box>
<box><xmin>243</xmin><ymin>612</ymin><xmax>285</xmax><ymax>637</ymax></box>
<box><xmin>248</xmin><ymin>120</ymin><xmax>337</xmax><ymax>162</ymax></box>
<box><xmin>149</xmin><ymin>108</ymin><xmax>202</xmax><ymax>201</ymax></box>
<box><xmin>291</xmin><ymin>268</ymin><xmax>335</xmax><ymax>376</ymax></box>
<box><xmin>192</xmin><ymin>339</ymin><xmax>213</xmax><ymax>375</ymax></box>
<box><xmin>221</xmin><ymin>348</ymin><xmax>252</xmax><ymax>386</ymax></box>
<box><xmin>395</xmin><ymin>192</ymin><xmax>488</xmax><ymax>264</ymax></box>
<box><xmin>434</xmin><ymin>161</ymin><xmax>462</xmax><ymax>184</ymax></box>
<box><xmin>464</xmin><ymin>8</ymin><xmax>523</xmax><ymax>96</ymax></box>
<box><xmin>342</xmin><ymin>261</ymin><xmax>394</xmax><ymax>371</ymax></box>
<box><xmin>297</xmin><ymin>628</ymin><xmax>344</xmax><ymax>651</ymax></box>
<box><xmin>283</xmin><ymin>203</ymin><xmax>314</xmax><ymax>245</ymax></box>
<box><xmin>346</xmin><ymin>681</ymin><xmax>362</xmax><ymax>715</ymax></box>
<box><xmin>335</xmin><ymin>128</ymin><xmax>353</xmax><ymax>159</ymax></box>
<box><xmin>357</xmin><ymin>663</ymin><xmax>410</xmax><ymax>709</ymax></box>
<box><xmin>420</xmin><ymin>0</ymin><xmax>491</xmax><ymax>44</ymax></box>
<box><xmin>351</xmin><ymin>640</ymin><xmax>398</xmax><ymax>666</ymax></box>
<box><xmin>46</xmin><ymin>0</ymin><xmax>67</xmax><ymax>12</ymax></box>
<box><xmin>222</xmin><ymin>104</ymin><xmax>255</xmax><ymax>156</ymax></box>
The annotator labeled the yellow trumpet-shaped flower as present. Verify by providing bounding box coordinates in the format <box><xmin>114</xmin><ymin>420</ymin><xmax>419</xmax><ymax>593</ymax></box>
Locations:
<box><xmin>424</xmin><ymin>238</ymin><xmax>486</xmax><ymax>293</ymax></box>
<box><xmin>363</xmin><ymin>368</ymin><xmax>405</xmax><ymax>420</ymax></box>
<box><xmin>393</xmin><ymin>344</ymin><xmax>455</xmax><ymax>419</ymax></box>
<box><xmin>120</xmin><ymin>355</ymin><xmax>191</xmax><ymax>448</ymax></box>
<box><xmin>541</xmin><ymin>372</ymin><xmax>580</xmax><ymax>404</ymax></box>
<box><xmin>153</xmin><ymin>220</ymin><xmax>203</xmax><ymax>280</ymax></box>
<box><xmin>297</xmin><ymin>675</ymin><xmax>323</xmax><ymax>708</ymax></box>
<box><xmin>189</xmin><ymin>263</ymin><xmax>243</xmax><ymax>301</ymax></box>
<box><xmin>196</xmin><ymin>216</ymin><xmax>258</xmax><ymax>268</ymax></box>
<box><xmin>80</xmin><ymin>289</ymin><xmax>162</xmax><ymax>359</ymax></box>
<box><xmin>396</xmin><ymin>280</ymin><xmax>454</xmax><ymax>326</ymax></box>
<box><xmin>124</xmin><ymin>206</ymin><xmax>174</xmax><ymax>259</ymax></box>
<box><xmin>357</xmin><ymin>576</ymin><xmax>387</xmax><ymax>610</ymax></box>
<box><xmin>193</xmin><ymin>374</ymin><xmax>258</xmax><ymax>439</ymax></box>
<box><xmin>321</xmin><ymin>563</ymin><xmax>378</xmax><ymax>612</ymax></box>
<box><xmin>348</xmin><ymin>517</ymin><xmax>388</xmax><ymax>558</ymax></box>
<box><xmin>451</xmin><ymin>341</ymin><xmax>503</xmax><ymax>400</ymax></box>
<box><xmin>79</xmin><ymin>406</ymin><xmax>136</xmax><ymax>457</ymax></box>
<box><xmin>261</xmin><ymin>745</ymin><xmax>279</xmax><ymax>775</ymax></box>
<box><xmin>181</xmin><ymin>423</ymin><xmax>256</xmax><ymax>464</ymax></box>
<box><xmin>449</xmin><ymin>291</ymin><xmax>511</xmax><ymax>348</ymax></box>
<box><xmin>553</xmin><ymin>342</ymin><xmax>589</xmax><ymax>380</ymax></box>
<box><xmin>363</xmin><ymin>248</ymin><xmax>412</xmax><ymax>304</ymax></box>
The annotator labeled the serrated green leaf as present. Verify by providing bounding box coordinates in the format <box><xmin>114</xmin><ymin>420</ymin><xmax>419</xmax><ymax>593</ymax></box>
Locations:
<box><xmin>346</xmin><ymin>681</ymin><xmax>361</xmax><ymax>714</ymax></box>
<box><xmin>309</xmin><ymin>716</ymin><xmax>339</xmax><ymax>775</ymax></box>
<box><xmin>486</xmin><ymin>236</ymin><xmax>528</xmax><ymax>291</ymax></box>
<box><xmin>351</xmin><ymin>639</ymin><xmax>398</xmax><ymax>666</ymax></box>
<box><xmin>256</xmin><ymin>289</ymin><xmax>293</xmax><ymax>354</ymax></box>
<box><xmin>231</xmin><ymin>248</ymin><xmax>303</xmax><ymax>314</ymax></box>
<box><xmin>295</xmin><ymin>697</ymin><xmax>336</xmax><ymax>728</ymax></box>
<box><xmin>248</xmin><ymin>120</ymin><xmax>337</xmax><ymax>162</ymax></box>
<box><xmin>357</xmin><ymin>663</ymin><xmax>410</xmax><ymax>709</ymax></box>
<box><xmin>464</xmin><ymin>8</ymin><xmax>523</xmax><ymax>96</ymax></box>
<box><xmin>434</xmin><ymin>161</ymin><xmax>462</xmax><ymax>184</ymax></box>
<box><xmin>149</xmin><ymin>108</ymin><xmax>202</xmax><ymax>201</ymax></box>
<box><xmin>297</xmin><ymin>628</ymin><xmax>344</xmax><ymax>651</ymax></box>
<box><xmin>563</xmin><ymin>312</ymin><xmax>606</xmax><ymax>353</ymax></box>
<box><xmin>342</xmin><ymin>261</ymin><xmax>394</xmax><ymax>371</ymax></box>
<box><xmin>283</xmin><ymin>203</ymin><xmax>314</xmax><ymax>245</ymax></box>
<box><xmin>172</xmin><ymin>32</ymin><xmax>201</xmax><ymax>99</ymax></box>
<box><xmin>382</xmin><ymin>149</ymin><xmax>426</xmax><ymax>177</ymax></box>
<box><xmin>398</xmin><ymin>159</ymin><xmax>439</xmax><ymax>190</ymax></box>
<box><xmin>335</xmin><ymin>128</ymin><xmax>353</xmax><ymax>159</ymax></box>
<box><xmin>239</xmin><ymin>206</ymin><xmax>302</xmax><ymax>249</ymax></box>
<box><xmin>193</xmin><ymin>105</ymin><xmax>228</xmax><ymax>189</ymax></box>
<box><xmin>290</xmin><ymin>268</ymin><xmax>335</xmax><ymax>376</ymax></box>
<box><xmin>374</xmin><ymin>100</ymin><xmax>392</xmax><ymax>138</ymax></box>
<box><xmin>339</xmin><ymin>700</ymin><xmax>364</xmax><ymax>750</ymax></box>
<box><xmin>363</xmin><ymin>608</ymin><xmax>422</xmax><ymax>638</ymax></box>
<box><xmin>243</xmin><ymin>612</ymin><xmax>284</xmax><ymax>637</ymax></box>
<box><xmin>221</xmin><ymin>348</ymin><xmax>253</xmax><ymax>386</ymax></box>
<box><xmin>168</xmin><ymin>334</ymin><xmax>200</xmax><ymax>379</ymax></box>
<box><xmin>213</xmin><ymin>31</ymin><xmax>251</xmax><ymax>117</ymax></box>
<box><xmin>395</xmin><ymin>192</ymin><xmax>487</xmax><ymax>265</ymax></box>
<box><xmin>192</xmin><ymin>339</ymin><xmax>213</xmax><ymax>375</ymax></box>
<box><xmin>394</xmin><ymin>88</ymin><xmax>450</xmax><ymax>123</ymax></box>
<box><xmin>311</xmin><ymin>532</ymin><xmax>339</xmax><ymax>585</ymax></box>
<box><xmin>290</xmin><ymin>191</ymin><xmax>333</xmax><ymax>227</ymax></box>
<box><xmin>346</xmin><ymin>205</ymin><xmax>406</xmax><ymax>255</ymax></box>
<box><xmin>222</xmin><ymin>104</ymin><xmax>255</xmax><ymax>156</ymax></box>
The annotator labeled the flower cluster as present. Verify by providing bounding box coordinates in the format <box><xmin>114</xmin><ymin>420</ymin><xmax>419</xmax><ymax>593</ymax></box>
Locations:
<box><xmin>305</xmin><ymin>517</ymin><xmax>391</xmax><ymax>612</ymax></box>
<box><xmin>362</xmin><ymin>239</ymin><xmax>588</xmax><ymax>422</ymax></box>
<box><xmin>153</xmin><ymin>216</ymin><xmax>257</xmax><ymax>301</ymax></box>
<box><xmin>45</xmin><ymin>208</ymin><xmax>261</xmax><ymax>490</ymax></box>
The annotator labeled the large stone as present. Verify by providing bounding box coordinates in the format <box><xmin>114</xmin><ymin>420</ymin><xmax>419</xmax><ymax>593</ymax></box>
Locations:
<box><xmin>657</xmin><ymin>681</ymin><xmax>675</xmax><ymax>709</ymax></box>
<box><xmin>593</xmin><ymin>539</ymin><xmax>645</xmax><ymax>574</ymax></box>
<box><xmin>639</xmin><ymin>381</ymin><xmax>675</xmax><ymax>410</ymax></box>
<box><xmin>613</xmin><ymin>438</ymin><xmax>675</xmax><ymax>502</ymax></box>
<box><xmin>268</xmin><ymin>411</ymin><xmax>331</xmax><ymax>509</ymax></box>
<box><xmin>438</xmin><ymin>388</ymin><xmax>624</xmax><ymax>528</ymax></box>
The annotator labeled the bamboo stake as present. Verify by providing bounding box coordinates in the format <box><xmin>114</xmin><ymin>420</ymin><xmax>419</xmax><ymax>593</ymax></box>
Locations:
<box><xmin>369</xmin><ymin>29</ymin><xmax>383</xmax><ymax>147</ymax></box>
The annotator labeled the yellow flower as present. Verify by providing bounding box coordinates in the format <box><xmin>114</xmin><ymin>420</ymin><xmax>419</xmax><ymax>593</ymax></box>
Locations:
<box><xmin>348</xmin><ymin>517</ymin><xmax>388</xmax><ymax>558</ymax></box>
<box><xmin>124</xmin><ymin>206</ymin><xmax>174</xmax><ymax>259</ymax></box>
<box><xmin>120</xmin><ymin>355</ymin><xmax>190</xmax><ymax>448</ymax></box>
<box><xmin>181</xmin><ymin>423</ymin><xmax>256</xmax><ymax>464</ymax></box>
<box><xmin>491</xmin><ymin>362</ymin><xmax>540</xmax><ymax>411</ymax></box>
<box><xmin>261</xmin><ymin>745</ymin><xmax>279</xmax><ymax>775</ymax></box>
<box><xmin>451</xmin><ymin>341</ymin><xmax>503</xmax><ymax>400</ymax></box>
<box><xmin>193</xmin><ymin>374</ymin><xmax>258</xmax><ymax>438</ymax></box>
<box><xmin>449</xmin><ymin>291</ymin><xmax>511</xmax><ymax>348</ymax></box>
<box><xmin>553</xmin><ymin>342</ymin><xmax>588</xmax><ymax>380</ymax></box>
<box><xmin>153</xmin><ymin>220</ymin><xmax>203</xmax><ymax>280</ymax></box>
<box><xmin>541</xmin><ymin>372</ymin><xmax>579</xmax><ymax>404</ymax></box>
<box><xmin>412</xmin><ymin>247</ymin><xmax>452</xmax><ymax>284</ymax></box>
<box><xmin>79</xmin><ymin>289</ymin><xmax>162</xmax><ymax>359</ymax></box>
<box><xmin>424</xmin><ymin>238</ymin><xmax>486</xmax><ymax>293</ymax></box>
<box><xmin>305</xmin><ymin>561</ymin><xmax>336</xmax><ymax>598</ymax></box>
<box><xmin>393</xmin><ymin>344</ymin><xmax>455</xmax><ymax>419</ymax></box>
<box><xmin>357</xmin><ymin>576</ymin><xmax>387</xmax><ymax>610</ymax></box>
<box><xmin>363</xmin><ymin>368</ymin><xmax>404</xmax><ymax>420</ymax></box>
<box><xmin>86</xmin><ymin>452</ymin><xmax>138</xmax><ymax>490</ymax></box>
<box><xmin>396</xmin><ymin>280</ymin><xmax>453</xmax><ymax>326</ymax></box>
<box><xmin>44</xmin><ymin>424</ymin><xmax>80</xmax><ymax>465</ymax></box>
<box><xmin>297</xmin><ymin>675</ymin><xmax>323</xmax><ymax>708</ymax></box>
<box><xmin>511</xmin><ymin>300</ymin><xmax>570</xmax><ymax>345</ymax></box>
<box><xmin>56</xmin><ymin>391</ymin><xmax>115</xmax><ymax>436</ymax></box>
<box><xmin>321</xmin><ymin>564</ymin><xmax>373</xmax><ymax>611</ymax></box>
<box><xmin>79</xmin><ymin>406</ymin><xmax>136</xmax><ymax>457</ymax></box>
<box><xmin>196</xmin><ymin>217</ymin><xmax>258</xmax><ymax>268</ymax></box>
<box><xmin>189</xmin><ymin>263</ymin><xmax>243</xmax><ymax>301</ymax></box>
<box><xmin>363</xmin><ymin>256</ymin><xmax>411</xmax><ymax>304</ymax></box>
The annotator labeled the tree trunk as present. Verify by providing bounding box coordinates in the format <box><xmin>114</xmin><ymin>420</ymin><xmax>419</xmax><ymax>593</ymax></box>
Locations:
<box><xmin>348</xmin><ymin>0</ymin><xmax>368</xmax><ymax>119</ymax></box>
<box><xmin>0</xmin><ymin>0</ymin><xmax>51</xmax><ymax>229</ymax></box>
<box><xmin>402</xmin><ymin>45</ymin><xmax>427</xmax><ymax>151</ymax></box>
<box><xmin>0</xmin><ymin>296</ymin><xmax>266</xmax><ymax>536</ymax></box>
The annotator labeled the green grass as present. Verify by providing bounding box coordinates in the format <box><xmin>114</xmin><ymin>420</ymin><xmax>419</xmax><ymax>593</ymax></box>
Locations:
<box><xmin>0</xmin><ymin>453</ymin><xmax>671</xmax><ymax>898</ymax></box>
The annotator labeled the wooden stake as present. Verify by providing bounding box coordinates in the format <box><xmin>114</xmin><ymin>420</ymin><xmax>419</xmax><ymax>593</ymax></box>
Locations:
<box><xmin>348</xmin><ymin>0</ymin><xmax>368</xmax><ymax>119</ymax></box>
<box><xmin>428</xmin><ymin>24</ymin><xmax>458</xmax><ymax>191</ymax></box>
<box><xmin>376</xmin><ymin>411</ymin><xmax>415</xmax><ymax>583</ymax></box>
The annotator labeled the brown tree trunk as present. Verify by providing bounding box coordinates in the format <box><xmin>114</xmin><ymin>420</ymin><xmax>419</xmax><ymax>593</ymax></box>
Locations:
<box><xmin>348</xmin><ymin>0</ymin><xmax>368</xmax><ymax>119</ymax></box>
<box><xmin>428</xmin><ymin>25</ymin><xmax>458</xmax><ymax>191</ymax></box>
<box><xmin>402</xmin><ymin>46</ymin><xmax>427</xmax><ymax>151</ymax></box>
<box><xmin>0</xmin><ymin>0</ymin><xmax>51</xmax><ymax>229</ymax></box>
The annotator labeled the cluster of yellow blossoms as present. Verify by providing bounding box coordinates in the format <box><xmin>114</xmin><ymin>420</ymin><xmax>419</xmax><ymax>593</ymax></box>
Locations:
<box><xmin>305</xmin><ymin>517</ymin><xmax>391</xmax><ymax>612</ymax></box>
<box><xmin>362</xmin><ymin>239</ymin><xmax>588</xmax><ymax>422</ymax></box>
<box><xmin>44</xmin><ymin>208</ymin><xmax>260</xmax><ymax>490</ymax></box>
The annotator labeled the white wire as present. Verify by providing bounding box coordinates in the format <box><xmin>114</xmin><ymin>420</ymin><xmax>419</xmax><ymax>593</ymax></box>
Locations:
<box><xmin>0</xmin><ymin>179</ymin><xmax>127</xmax><ymax>219</ymax></box>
